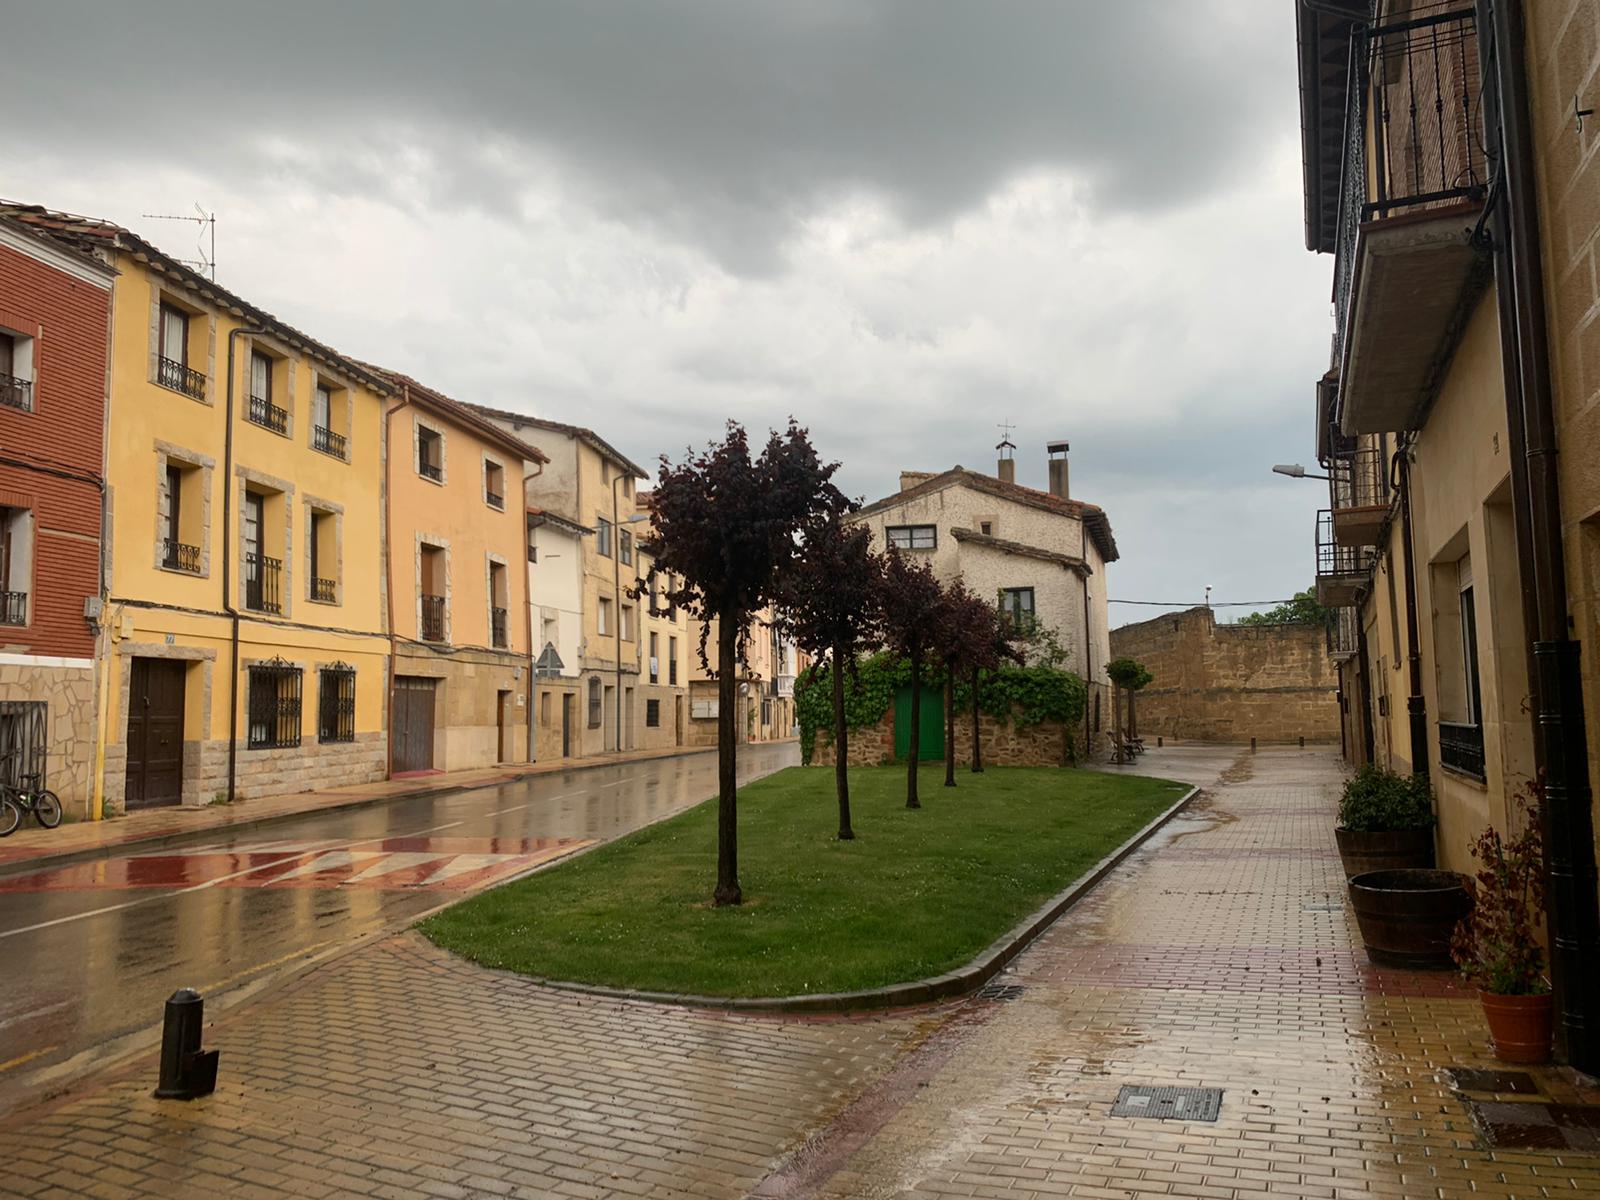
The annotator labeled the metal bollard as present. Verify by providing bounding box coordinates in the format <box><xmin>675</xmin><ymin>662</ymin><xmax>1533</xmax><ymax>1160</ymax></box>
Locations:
<box><xmin>1157</xmin><ymin>736</ymin><xmax>1163</xmax><ymax>748</ymax></box>
<box><xmin>1250</xmin><ymin>737</ymin><xmax>1257</xmax><ymax>753</ymax></box>
<box><xmin>1299</xmin><ymin>736</ymin><xmax>1305</xmax><ymax>748</ymax></box>
<box><xmin>154</xmin><ymin>988</ymin><xmax>220</xmax><ymax>1100</ymax></box>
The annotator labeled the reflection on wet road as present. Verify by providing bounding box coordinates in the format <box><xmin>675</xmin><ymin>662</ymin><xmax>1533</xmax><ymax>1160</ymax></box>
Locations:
<box><xmin>0</xmin><ymin>743</ymin><xmax>797</xmax><ymax>1113</ymax></box>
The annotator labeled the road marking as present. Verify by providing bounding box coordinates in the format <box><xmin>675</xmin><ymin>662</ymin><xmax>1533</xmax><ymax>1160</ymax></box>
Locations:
<box><xmin>194</xmin><ymin>937</ymin><xmax>340</xmax><ymax>996</ymax></box>
<box><xmin>0</xmin><ymin>999</ymin><xmax>72</xmax><ymax>1033</ymax></box>
<box><xmin>0</xmin><ymin>1045</ymin><xmax>58</xmax><ymax>1074</ymax></box>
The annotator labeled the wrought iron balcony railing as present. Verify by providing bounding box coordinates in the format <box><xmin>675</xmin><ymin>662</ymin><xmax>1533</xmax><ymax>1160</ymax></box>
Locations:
<box><xmin>485</xmin><ymin>489</ymin><xmax>504</xmax><ymax>510</ymax></box>
<box><xmin>421</xmin><ymin>594</ymin><xmax>446</xmax><ymax>642</ymax></box>
<box><xmin>311</xmin><ymin>577</ymin><xmax>337</xmax><ymax>603</ymax></box>
<box><xmin>1315</xmin><ymin>509</ymin><xmax>1375</xmax><ymax>608</ymax></box>
<box><xmin>158</xmin><ymin>357</ymin><xmax>207</xmax><ymax>400</ymax></box>
<box><xmin>419</xmin><ymin>459</ymin><xmax>443</xmax><ymax>482</ymax></box>
<box><xmin>313</xmin><ymin>425</ymin><xmax>347</xmax><ymax>458</ymax></box>
<box><xmin>162</xmin><ymin>538</ymin><xmax>201</xmax><ymax>574</ymax></box>
<box><xmin>491</xmin><ymin>606</ymin><xmax>508</xmax><ymax>649</ymax></box>
<box><xmin>1329</xmin><ymin>445</ymin><xmax>1391</xmax><ymax>511</ymax></box>
<box><xmin>0</xmin><ymin>591</ymin><xmax>26</xmax><ymax>625</ymax></box>
<box><xmin>1439</xmin><ymin>720</ymin><xmax>1486</xmax><ymax>780</ymax></box>
<box><xmin>247</xmin><ymin>394</ymin><xmax>288</xmax><ymax>435</ymax></box>
<box><xmin>245</xmin><ymin>552</ymin><xmax>282</xmax><ymax>614</ymax></box>
<box><xmin>0</xmin><ymin>374</ymin><xmax>31</xmax><ymax>412</ymax></box>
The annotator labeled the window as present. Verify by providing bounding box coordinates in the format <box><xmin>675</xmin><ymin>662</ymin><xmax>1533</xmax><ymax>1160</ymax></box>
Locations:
<box><xmin>318</xmin><ymin>664</ymin><xmax>356</xmax><ymax>744</ymax></box>
<box><xmin>420</xmin><ymin>544</ymin><xmax>446</xmax><ymax>641</ymax></box>
<box><xmin>417</xmin><ymin>426</ymin><xmax>443</xmax><ymax>482</ymax></box>
<box><xmin>246</xmin><ymin>350</ymin><xmax>287</xmax><ymax>433</ymax></box>
<box><xmin>309</xmin><ymin>510</ymin><xmax>338</xmax><ymax>603</ymax></box>
<box><xmin>649</xmin><ymin>632</ymin><xmax>659</xmax><ymax>683</ymax></box>
<box><xmin>886</xmin><ymin>525</ymin><xmax>937</xmax><ymax>550</ymax></box>
<box><xmin>999</xmin><ymin>587</ymin><xmax>1036</xmax><ymax>630</ymax></box>
<box><xmin>242</xmin><ymin>491</ymin><xmax>281</xmax><ymax>614</ymax></box>
<box><xmin>596</xmin><ymin>517</ymin><xmax>613</xmax><ymax>558</ymax></box>
<box><xmin>979</xmin><ymin>521</ymin><xmax>993</xmax><ymax>536</ymax></box>
<box><xmin>484</xmin><ymin>459</ymin><xmax>505</xmax><ymax>510</ymax></box>
<box><xmin>247</xmin><ymin>658</ymin><xmax>302</xmax><ymax>749</ymax></box>
<box><xmin>157</xmin><ymin>302</ymin><xmax>204</xmax><ymax>399</ymax></box>
<box><xmin>526</xmin><ymin>515</ymin><xmax>539</xmax><ymax>563</ymax></box>
<box><xmin>646</xmin><ymin>699</ymin><xmax>661</xmax><ymax>728</ymax></box>
<box><xmin>489</xmin><ymin>560</ymin><xmax>509</xmax><ymax>648</ymax></box>
<box><xmin>620</xmin><ymin>528</ymin><xmax>633</xmax><ymax>566</ymax></box>
<box><xmin>161</xmin><ymin>464</ymin><xmax>201</xmax><ymax>574</ymax></box>
<box><xmin>0</xmin><ymin>700</ymin><xmax>46</xmax><ymax>788</ymax></box>
<box><xmin>620</xmin><ymin>603</ymin><xmax>634</xmax><ymax>642</ymax></box>
<box><xmin>587</xmin><ymin>676</ymin><xmax>602</xmax><ymax>727</ymax></box>
<box><xmin>1460</xmin><ymin>584</ymin><xmax>1482</xmax><ymax>724</ymax></box>
<box><xmin>312</xmin><ymin>384</ymin><xmax>346</xmax><ymax>458</ymax></box>
<box><xmin>0</xmin><ymin>329</ymin><xmax>34</xmax><ymax>412</ymax></box>
<box><xmin>0</xmin><ymin>507</ymin><xmax>31</xmax><ymax>626</ymax></box>
<box><xmin>598</xmin><ymin>596</ymin><xmax>612</xmax><ymax>636</ymax></box>
<box><xmin>668</xmin><ymin>636</ymin><xmax>678</xmax><ymax>685</ymax></box>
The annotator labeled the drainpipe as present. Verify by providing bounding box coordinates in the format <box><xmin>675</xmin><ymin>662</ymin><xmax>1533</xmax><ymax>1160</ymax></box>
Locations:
<box><xmin>1393</xmin><ymin>442</ymin><xmax>1428</xmax><ymax>780</ymax></box>
<box><xmin>1081</xmin><ymin>573</ymin><xmax>1093</xmax><ymax>758</ymax></box>
<box><xmin>382</xmin><ymin>383</ymin><xmax>413</xmax><ymax>779</ymax></box>
<box><xmin>523</xmin><ymin>457</ymin><xmax>543</xmax><ymax>762</ymax></box>
<box><xmin>223</xmin><ymin>327</ymin><xmax>269</xmax><ymax>804</ymax></box>
<box><xmin>1477</xmin><ymin>0</ymin><xmax>1600</xmax><ymax>1070</ymax></box>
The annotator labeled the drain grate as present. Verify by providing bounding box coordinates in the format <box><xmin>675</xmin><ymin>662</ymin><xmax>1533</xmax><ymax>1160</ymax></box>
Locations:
<box><xmin>1442</xmin><ymin>1067</ymin><xmax>1540</xmax><ymax>1095</ymax></box>
<box><xmin>1470</xmin><ymin>1101</ymin><xmax>1600</xmax><ymax>1151</ymax></box>
<box><xmin>1110</xmin><ymin>1085</ymin><xmax>1223</xmax><ymax>1122</ymax></box>
<box><xmin>1302</xmin><ymin>903</ymin><xmax>1343</xmax><ymax>912</ymax></box>
<box><xmin>976</xmin><ymin>983</ymin><xmax>1026</xmax><ymax>1003</ymax></box>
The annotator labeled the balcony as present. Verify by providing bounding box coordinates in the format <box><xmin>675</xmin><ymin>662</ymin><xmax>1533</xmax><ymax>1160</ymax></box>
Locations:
<box><xmin>244</xmin><ymin>553</ymin><xmax>282</xmax><ymax>614</ymax></box>
<box><xmin>1332</xmin><ymin>8</ymin><xmax>1489</xmax><ymax>435</ymax></box>
<box><xmin>158</xmin><ymin>357</ymin><xmax>206</xmax><ymax>401</ymax></box>
<box><xmin>421</xmin><ymin>594</ymin><xmax>446</xmax><ymax>642</ymax></box>
<box><xmin>1315</xmin><ymin>509</ymin><xmax>1372</xmax><ymax>608</ymax></box>
<box><xmin>486</xmin><ymin>489</ymin><xmax>504</xmax><ymax>510</ymax></box>
<box><xmin>313</xmin><ymin>425</ymin><xmax>347</xmax><ymax>458</ymax></box>
<box><xmin>491</xmin><ymin>606</ymin><xmax>508</xmax><ymax>649</ymax></box>
<box><xmin>0</xmin><ymin>591</ymin><xmax>25</xmax><ymax>626</ymax></box>
<box><xmin>0</xmin><ymin>374</ymin><xmax>31</xmax><ymax>412</ymax></box>
<box><xmin>1439</xmin><ymin>720</ymin><xmax>1486</xmax><ymax>781</ymax></box>
<box><xmin>419</xmin><ymin>459</ymin><xmax>442</xmax><ymax>483</ymax></box>
<box><xmin>1329</xmin><ymin>445</ymin><xmax>1392</xmax><ymax>546</ymax></box>
<box><xmin>247</xmin><ymin>394</ymin><xmax>288</xmax><ymax>435</ymax></box>
<box><xmin>162</xmin><ymin>539</ymin><xmax>201</xmax><ymax>574</ymax></box>
<box><xmin>1328</xmin><ymin>607</ymin><xmax>1359</xmax><ymax>663</ymax></box>
<box><xmin>311</xmin><ymin>577</ymin><xmax>336</xmax><ymax>603</ymax></box>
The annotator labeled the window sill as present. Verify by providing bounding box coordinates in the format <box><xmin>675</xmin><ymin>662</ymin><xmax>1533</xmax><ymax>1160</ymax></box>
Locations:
<box><xmin>1439</xmin><ymin>763</ymin><xmax>1488</xmax><ymax>788</ymax></box>
<box><xmin>155</xmin><ymin>379</ymin><xmax>211</xmax><ymax>405</ymax></box>
<box><xmin>312</xmin><ymin>444</ymin><xmax>350</xmax><ymax>463</ymax></box>
<box><xmin>417</xmin><ymin>471</ymin><xmax>447</xmax><ymax>486</ymax></box>
<box><xmin>307</xmin><ymin>596</ymin><xmax>341</xmax><ymax>607</ymax></box>
<box><xmin>158</xmin><ymin>564</ymin><xmax>208</xmax><ymax>579</ymax></box>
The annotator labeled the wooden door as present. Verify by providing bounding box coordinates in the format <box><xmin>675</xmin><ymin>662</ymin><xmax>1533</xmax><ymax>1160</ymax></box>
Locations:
<box><xmin>392</xmin><ymin>676</ymin><xmax>436</xmax><ymax>773</ymax></box>
<box><xmin>496</xmin><ymin>691</ymin><xmax>509</xmax><ymax>763</ymax></box>
<box><xmin>126</xmin><ymin>659</ymin><xmax>185</xmax><ymax>808</ymax></box>
<box><xmin>561</xmin><ymin>694</ymin><xmax>572</xmax><ymax>757</ymax></box>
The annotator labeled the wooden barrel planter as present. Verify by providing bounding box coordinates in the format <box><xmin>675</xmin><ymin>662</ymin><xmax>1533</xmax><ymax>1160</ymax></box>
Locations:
<box><xmin>1335</xmin><ymin>826</ymin><xmax>1435</xmax><ymax>878</ymax></box>
<box><xmin>1348</xmin><ymin>869</ymin><xmax>1471</xmax><ymax>969</ymax></box>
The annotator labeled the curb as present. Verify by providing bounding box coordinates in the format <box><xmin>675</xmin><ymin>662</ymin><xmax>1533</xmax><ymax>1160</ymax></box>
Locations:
<box><xmin>0</xmin><ymin>745</ymin><xmax>727</xmax><ymax>881</ymax></box>
<box><xmin>506</xmin><ymin>782</ymin><xmax>1202</xmax><ymax>1015</ymax></box>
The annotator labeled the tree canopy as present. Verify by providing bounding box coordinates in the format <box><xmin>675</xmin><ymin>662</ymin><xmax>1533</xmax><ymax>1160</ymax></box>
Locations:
<box><xmin>1236</xmin><ymin>587</ymin><xmax>1336</xmax><ymax>629</ymax></box>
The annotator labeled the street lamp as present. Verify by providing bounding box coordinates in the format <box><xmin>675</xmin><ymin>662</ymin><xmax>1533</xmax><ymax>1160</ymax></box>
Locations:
<box><xmin>1271</xmin><ymin>463</ymin><xmax>1330</xmax><ymax>481</ymax></box>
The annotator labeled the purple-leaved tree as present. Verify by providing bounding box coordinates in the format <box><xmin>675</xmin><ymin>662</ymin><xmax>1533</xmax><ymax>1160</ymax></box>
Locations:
<box><xmin>878</xmin><ymin>549</ymin><xmax>946</xmax><ymax>809</ymax></box>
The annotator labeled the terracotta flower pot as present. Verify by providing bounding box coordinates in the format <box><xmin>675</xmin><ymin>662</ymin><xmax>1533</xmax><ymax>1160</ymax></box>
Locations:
<box><xmin>1335</xmin><ymin>826</ymin><xmax>1435</xmax><ymax>878</ymax></box>
<box><xmin>1480</xmin><ymin>990</ymin><xmax>1554</xmax><ymax>1064</ymax></box>
<box><xmin>1348</xmin><ymin>868</ymin><xmax>1472</xmax><ymax>969</ymax></box>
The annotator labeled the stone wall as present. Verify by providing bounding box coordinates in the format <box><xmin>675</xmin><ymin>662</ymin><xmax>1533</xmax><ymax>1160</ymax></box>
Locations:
<box><xmin>1108</xmin><ymin>606</ymin><xmax>1340</xmax><ymax>744</ymax></box>
<box><xmin>0</xmin><ymin>661</ymin><xmax>96</xmax><ymax>819</ymax></box>
<box><xmin>808</xmin><ymin>703</ymin><xmax>1077</xmax><ymax>768</ymax></box>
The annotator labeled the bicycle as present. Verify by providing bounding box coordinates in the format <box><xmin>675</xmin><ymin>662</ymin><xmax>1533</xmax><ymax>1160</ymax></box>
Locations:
<box><xmin>0</xmin><ymin>761</ymin><xmax>61</xmax><ymax>836</ymax></box>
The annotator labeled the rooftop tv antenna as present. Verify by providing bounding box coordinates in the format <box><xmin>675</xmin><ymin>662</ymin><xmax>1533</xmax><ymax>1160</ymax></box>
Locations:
<box><xmin>140</xmin><ymin>203</ymin><xmax>215</xmax><ymax>280</ymax></box>
<box><xmin>996</xmin><ymin>419</ymin><xmax>1017</xmax><ymax>459</ymax></box>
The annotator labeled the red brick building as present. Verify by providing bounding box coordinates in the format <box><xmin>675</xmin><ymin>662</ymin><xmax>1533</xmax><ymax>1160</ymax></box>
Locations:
<box><xmin>0</xmin><ymin>216</ymin><xmax>113</xmax><ymax>813</ymax></box>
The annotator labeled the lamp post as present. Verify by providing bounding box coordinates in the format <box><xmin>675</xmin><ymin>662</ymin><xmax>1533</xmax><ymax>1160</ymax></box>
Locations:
<box><xmin>1271</xmin><ymin>463</ymin><xmax>1331</xmax><ymax>481</ymax></box>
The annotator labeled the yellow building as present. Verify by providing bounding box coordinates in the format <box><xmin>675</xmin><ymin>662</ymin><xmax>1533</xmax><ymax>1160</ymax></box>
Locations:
<box><xmin>1296</xmin><ymin>1</ymin><xmax>1600</xmax><ymax>1064</ymax></box>
<box><xmin>372</xmin><ymin>373</ymin><xmax>542</xmax><ymax>773</ymax></box>
<box><xmin>4</xmin><ymin>204</ymin><xmax>393</xmax><ymax>811</ymax></box>
<box><xmin>685</xmin><ymin>607</ymin><xmax>803</xmax><ymax>748</ymax></box>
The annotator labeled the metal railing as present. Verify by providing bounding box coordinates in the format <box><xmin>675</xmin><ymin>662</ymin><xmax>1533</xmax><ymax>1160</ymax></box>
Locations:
<box><xmin>485</xmin><ymin>489</ymin><xmax>503</xmax><ymax>510</ymax></box>
<box><xmin>1439</xmin><ymin>720</ymin><xmax>1486</xmax><ymax>780</ymax></box>
<box><xmin>313</xmin><ymin>425</ymin><xmax>347</xmax><ymax>458</ymax></box>
<box><xmin>1328</xmin><ymin>607</ymin><xmax>1360</xmax><ymax>661</ymax></box>
<box><xmin>244</xmin><ymin>553</ymin><xmax>282</xmax><ymax>614</ymax></box>
<box><xmin>158</xmin><ymin>357</ymin><xmax>207</xmax><ymax>400</ymax></box>
<box><xmin>1316</xmin><ymin>510</ymin><xmax>1373</xmax><ymax>581</ymax></box>
<box><xmin>1329</xmin><ymin>445</ymin><xmax>1390</xmax><ymax>510</ymax></box>
<box><xmin>247</xmin><ymin>657</ymin><xmax>302</xmax><ymax>750</ymax></box>
<box><xmin>0</xmin><ymin>374</ymin><xmax>31</xmax><ymax>412</ymax></box>
<box><xmin>491</xmin><ymin>606</ymin><xmax>508</xmax><ymax>648</ymax></box>
<box><xmin>318</xmin><ymin>663</ymin><xmax>356</xmax><ymax>744</ymax></box>
<box><xmin>162</xmin><ymin>539</ymin><xmax>201</xmax><ymax>574</ymax></box>
<box><xmin>311</xmin><ymin>577</ymin><xmax>337</xmax><ymax>603</ymax></box>
<box><xmin>247</xmin><ymin>394</ymin><xmax>288</xmax><ymax>435</ymax></box>
<box><xmin>419</xmin><ymin>459</ymin><xmax>442</xmax><ymax>482</ymax></box>
<box><xmin>0</xmin><ymin>591</ymin><xmax>26</xmax><ymax>625</ymax></box>
<box><xmin>421</xmin><ymin>594</ymin><xmax>446</xmax><ymax>642</ymax></box>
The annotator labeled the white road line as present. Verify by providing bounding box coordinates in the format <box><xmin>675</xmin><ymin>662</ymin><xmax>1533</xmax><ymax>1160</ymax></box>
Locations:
<box><xmin>0</xmin><ymin>998</ymin><xmax>72</xmax><ymax>1032</ymax></box>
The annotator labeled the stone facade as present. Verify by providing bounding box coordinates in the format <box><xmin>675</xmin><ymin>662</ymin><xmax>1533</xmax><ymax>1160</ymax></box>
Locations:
<box><xmin>1109</xmin><ymin>606</ymin><xmax>1340</xmax><ymax>745</ymax></box>
<box><xmin>393</xmin><ymin>643</ymin><xmax>531</xmax><ymax>771</ymax></box>
<box><xmin>808</xmin><ymin>703</ymin><xmax>1078</xmax><ymax>768</ymax></box>
<box><xmin>0</xmin><ymin>659</ymin><xmax>96</xmax><ymax>818</ymax></box>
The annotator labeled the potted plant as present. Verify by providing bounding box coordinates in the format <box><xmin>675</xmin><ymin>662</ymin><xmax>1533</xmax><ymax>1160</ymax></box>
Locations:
<box><xmin>1348</xmin><ymin>866</ymin><xmax>1471</xmax><ymax>969</ymax></box>
<box><xmin>1335</xmin><ymin>765</ymin><xmax>1436</xmax><ymax>877</ymax></box>
<box><xmin>1452</xmin><ymin>792</ymin><xmax>1552</xmax><ymax>1064</ymax></box>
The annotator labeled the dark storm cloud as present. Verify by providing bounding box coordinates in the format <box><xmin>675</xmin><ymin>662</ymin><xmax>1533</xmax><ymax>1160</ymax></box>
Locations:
<box><xmin>12</xmin><ymin>0</ymin><xmax>1280</xmax><ymax>270</ymax></box>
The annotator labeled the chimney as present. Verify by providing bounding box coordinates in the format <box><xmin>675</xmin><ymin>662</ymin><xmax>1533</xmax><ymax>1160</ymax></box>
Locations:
<box><xmin>996</xmin><ymin>431</ymin><xmax>1017</xmax><ymax>484</ymax></box>
<box><xmin>1047</xmin><ymin>440</ymin><xmax>1070</xmax><ymax>499</ymax></box>
<box><xmin>899</xmin><ymin>470</ymin><xmax>934</xmax><ymax>493</ymax></box>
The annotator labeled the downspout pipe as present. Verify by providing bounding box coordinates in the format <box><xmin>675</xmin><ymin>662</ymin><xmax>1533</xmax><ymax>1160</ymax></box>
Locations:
<box><xmin>382</xmin><ymin>383</ymin><xmax>413</xmax><ymax>779</ymax></box>
<box><xmin>1477</xmin><ymin>0</ymin><xmax>1600</xmax><ymax>1070</ymax></box>
<box><xmin>223</xmin><ymin>327</ymin><xmax>269</xmax><ymax>804</ymax></box>
<box><xmin>1394</xmin><ymin>442</ymin><xmax>1428</xmax><ymax>780</ymax></box>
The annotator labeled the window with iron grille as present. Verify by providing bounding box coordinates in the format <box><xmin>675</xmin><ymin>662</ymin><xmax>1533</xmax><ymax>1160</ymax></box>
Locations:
<box><xmin>318</xmin><ymin>664</ymin><xmax>356</xmax><ymax>744</ymax></box>
<box><xmin>646</xmin><ymin>699</ymin><xmax>661</xmax><ymax>728</ymax></box>
<box><xmin>587</xmin><ymin>675</ymin><xmax>602</xmax><ymax>727</ymax></box>
<box><xmin>886</xmin><ymin>524</ymin><xmax>936</xmax><ymax>550</ymax></box>
<box><xmin>248</xmin><ymin>658</ymin><xmax>302</xmax><ymax>749</ymax></box>
<box><xmin>0</xmin><ymin>701</ymin><xmax>46</xmax><ymax>788</ymax></box>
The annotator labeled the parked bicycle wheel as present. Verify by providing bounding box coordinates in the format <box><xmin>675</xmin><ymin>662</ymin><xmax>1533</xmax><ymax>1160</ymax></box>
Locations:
<box><xmin>0</xmin><ymin>795</ymin><xmax>18</xmax><ymax>838</ymax></box>
<box><xmin>33</xmin><ymin>789</ymin><xmax>61</xmax><ymax>829</ymax></box>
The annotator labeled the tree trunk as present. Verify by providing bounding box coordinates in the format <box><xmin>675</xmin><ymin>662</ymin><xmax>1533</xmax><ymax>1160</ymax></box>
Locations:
<box><xmin>906</xmin><ymin>647</ymin><xmax>922</xmax><ymax>809</ymax></box>
<box><xmin>714</xmin><ymin>613</ymin><xmax>742</xmax><ymax>905</ymax></box>
<box><xmin>944</xmin><ymin>668</ymin><xmax>956</xmax><ymax>787</ymax></box>
<box><xmin>970</xmin><ymin>666</ymin><xmax>983</xmax><ymax>773</ymax></box>
<box><xmin>832</xmin><ymin>639</ymin><xmax>854</xmax><ymax>840</ymax></box>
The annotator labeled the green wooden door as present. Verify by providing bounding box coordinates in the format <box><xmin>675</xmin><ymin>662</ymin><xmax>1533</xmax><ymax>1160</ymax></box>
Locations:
<box><xmin>894</xmin><ymin>686</ymin><xmax>945</xmax><ymax>761</ymax></box>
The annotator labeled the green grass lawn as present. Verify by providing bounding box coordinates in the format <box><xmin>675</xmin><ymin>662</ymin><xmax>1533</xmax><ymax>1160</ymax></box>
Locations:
<box><xmin>420</xmin><ymin>764</ymin><xmax>1188</xmax><ymax>998</ymax></box>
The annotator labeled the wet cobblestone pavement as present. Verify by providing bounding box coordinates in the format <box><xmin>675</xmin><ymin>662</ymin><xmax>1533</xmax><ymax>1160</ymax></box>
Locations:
<box><xmin>4</xmin><ymin>745</ymin><xmax>1599</xmax><ymax>1199</ymax></box>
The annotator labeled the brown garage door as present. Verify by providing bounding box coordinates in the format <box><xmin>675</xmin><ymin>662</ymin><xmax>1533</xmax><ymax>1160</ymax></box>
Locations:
<box><xmin>126</xmin><ymin>659</ymin><xmax>185</xmax><ymax>809</ymax></box>
<box><xmin>392</xmin><ymin>676</ymin><xmax>437</xmax><ymax>773</ymax></box>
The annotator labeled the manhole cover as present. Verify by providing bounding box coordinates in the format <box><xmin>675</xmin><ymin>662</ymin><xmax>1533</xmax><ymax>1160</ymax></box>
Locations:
<box><xmin>1442</xmin><ymin>1067</ymin><xmax>1540</xmax><ymax>1095</ymax></box>
<box><xmin>1471</xmin><ymin>1101</ymin><xmax>1600</xmax><ymax>1151</ymax></box>
<box><xmin>976</xmin><ymin>983</ymin><xmax>1026</xmax><ymax>1003</ymax></box>
<box><xmin>1110</xmin><ymin>1085</ymin><xmax>1223</xmax><ymax>1122</ymax></box>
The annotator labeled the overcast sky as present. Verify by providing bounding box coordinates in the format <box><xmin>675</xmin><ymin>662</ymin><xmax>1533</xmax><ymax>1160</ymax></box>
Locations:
<box><xmin>9</xmin><ymin>1</ymin><xmax>1334</xmax><ymax>622</ymax></box>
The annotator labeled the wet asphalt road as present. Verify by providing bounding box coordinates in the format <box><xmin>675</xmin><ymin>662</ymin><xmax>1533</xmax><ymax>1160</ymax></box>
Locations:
<box><xmin>0</xmin><ymin>743</ymin><xmax>798</xmax><ymax>1115</ymax></box>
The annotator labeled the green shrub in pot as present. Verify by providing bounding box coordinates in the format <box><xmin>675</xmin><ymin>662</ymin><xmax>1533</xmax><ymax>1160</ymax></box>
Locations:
<box><xmin>1338</xmin><ymin>765</ymin><xmax>1435</xmax><ymax>832</ymax></box>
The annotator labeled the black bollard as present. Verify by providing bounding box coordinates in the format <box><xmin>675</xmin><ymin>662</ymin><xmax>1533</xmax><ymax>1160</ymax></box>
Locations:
<box><xmin>1299</xmin><ymin>736</ymin><xmax>1305</xmax><ymax>748</ymax></box>
<box><xmin>154</xmin><ymin>988</ymin><xmax>219</xmax><ymax>1100</ymax></box>
<box><xmin>1250</xmin><ymin>737</ymin><xmax>1257</xmax><ymax>753</ymax></box>
<box><xmin>1157</xmin><ymin>736</ymin><xmax>1163</xmax><ymax>748</ymax></box>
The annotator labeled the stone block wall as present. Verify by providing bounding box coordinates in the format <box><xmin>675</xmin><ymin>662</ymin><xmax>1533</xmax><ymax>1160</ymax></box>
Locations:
<box><xmin>1109</xmin><ymin>606</ymin><xmax>1340</xmax><ymax>744</ymax></box>
<box><xmin>808</xmin><ymin>703</ymin><xmax>1075</xmax><ymax>768</ymax></box>
<box><xmin>0</xmin><ymin>661</ymin><xmax>96</xmax><ymax>819</ymax></box>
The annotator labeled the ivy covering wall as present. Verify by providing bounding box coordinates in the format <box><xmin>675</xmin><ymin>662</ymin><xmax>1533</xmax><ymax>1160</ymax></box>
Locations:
<box><xmin>794</xmin><ymin>651</ymin><xmax>1087</xmax><ymax>765</ymax></box>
